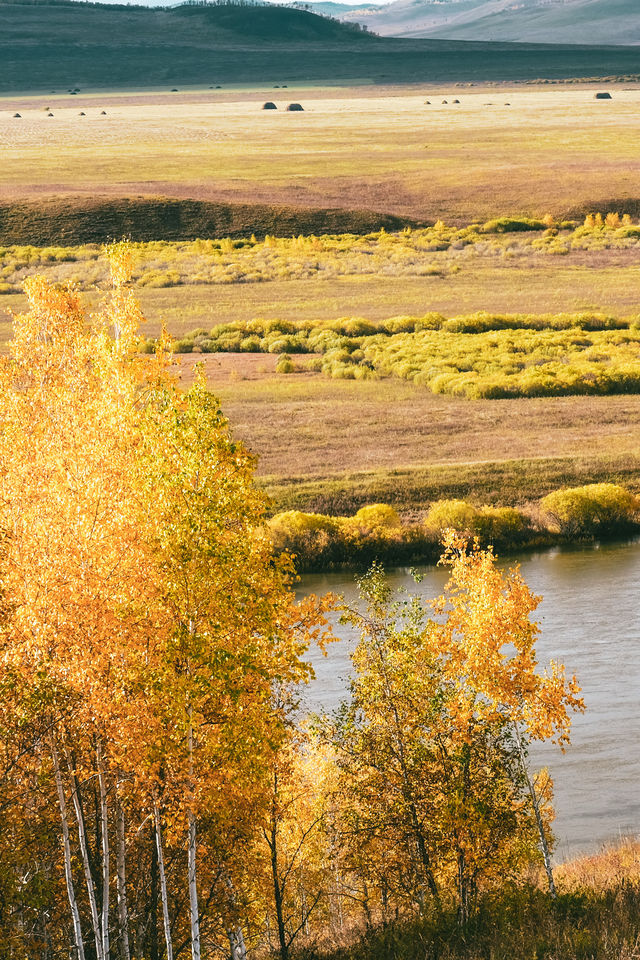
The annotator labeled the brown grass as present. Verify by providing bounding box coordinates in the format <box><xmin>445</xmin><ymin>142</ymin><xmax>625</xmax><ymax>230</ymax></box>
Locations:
<box><xmin>4</xmin><ymin>86</ymin><xmax>640</xmax><ymax>223</ymax></box>
<box><xmin>160</xmin><ymin>360</ymin><xmax>640</xmax><ymax>511</ymax></box>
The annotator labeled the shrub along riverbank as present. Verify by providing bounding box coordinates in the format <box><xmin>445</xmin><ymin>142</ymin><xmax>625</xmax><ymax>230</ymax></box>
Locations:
<box><xmin>268</xmin><ymin>482</ymin><xmax>640</xmax><ymax>571</ymax></box>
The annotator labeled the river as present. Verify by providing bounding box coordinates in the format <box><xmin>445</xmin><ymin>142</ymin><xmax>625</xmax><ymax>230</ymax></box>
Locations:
<box><xmin>296</xmin><ymin>538</ymin><xmax>640</xmax><ymax>861</ymax></box>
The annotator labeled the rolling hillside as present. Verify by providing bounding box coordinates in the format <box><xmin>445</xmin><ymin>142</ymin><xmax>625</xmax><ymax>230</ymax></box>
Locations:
<box><xmin>337</xmin><ymin>0</ymin><xmax>640</xmax><ymax>44</ymax></box>
<box><xmin>1</xmin><ymin>0</ymin><xmax>640</xmax><ymax>91</ymax></box>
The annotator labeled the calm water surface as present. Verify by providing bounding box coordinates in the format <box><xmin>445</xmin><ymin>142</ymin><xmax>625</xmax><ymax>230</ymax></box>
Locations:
<box><xmin>296</xmin><ymin>539</ymin><xmax>640</xmax><ymax>861</ymax></box>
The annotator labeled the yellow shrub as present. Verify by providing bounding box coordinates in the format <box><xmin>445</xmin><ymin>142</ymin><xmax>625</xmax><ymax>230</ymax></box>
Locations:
<box><xmin>541</xmin><ymin>484</ymin><xmax>639</xmax><ymax>536</ymax></box>
<box><xmin>424</xmin><ymin>499</ymin><xmax>479</xmax><ymax>536</ymax></box>
<box><xmin>268</xmin><ymin>511</ymin><xmax>341</xmax><ymax>563</ymax></box>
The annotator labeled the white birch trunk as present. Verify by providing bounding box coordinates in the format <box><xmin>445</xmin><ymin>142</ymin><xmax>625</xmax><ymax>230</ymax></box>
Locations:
<box><xmin>115</xmin><ymin>787</ymin><xmax>131</xmax><ymax>960</ymax></box>
<box><xmin>187</xmin><ymin>716</ymin><xmax>201</xmax><ymax>960</ymax></box>
<box><xmin>514</xmin><ymin>723</ymin><xmax>557</xmax><ymax>898</ymax></box>
<box><xmin>97</xmin><ymin>744</ymin><xmax>110</xmax><ymax>960</ymax></box>
<box><xmin>226</xmin><ymin>875</ymin><xmax>247</xmax><ymax>960</ymax></box>
<box><xmin>228</xmin><ymin>926</ymin><xmax>247</xmax><ymax>960</ymax></box>
<box><xmin>153</xmin><ymin>799</ymin><xmax>174</xmax><ymax>960</ymax></box>
<box><xmin>66</xmin><ymin>749</ymin><xmax>105</xmax><ymax>960</ymax></box>
<box><xmin>51</xmin><ymin>739</ymin><xmax>86</xmax><ymax>960</ymax></box>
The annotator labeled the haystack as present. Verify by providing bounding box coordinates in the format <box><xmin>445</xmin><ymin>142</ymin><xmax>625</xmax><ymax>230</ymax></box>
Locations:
<box><xmin>79</xmin><ymin>111</ymin><xmax>86</xmax><ymax>116</ymax></box>
<box><xmin>100</xmin><ymin>110</ymin><xmax>107</xmax><ymax>115</ymax></box>
<box><xmin>47</xmin><ymin>112</ymin><xmax>54</xmax><ymax>117</ymax></box>
<box><xmin>452</xmin><ymin>98</ymin><xmax>460</xmax><ymax>103</ymax></box>
<box><xmin>13</xmin><ymin>113</ymin><xmax>21</xmax><ymax>118</ymax></box>
<box><xmin>424</xmin><ymin>100</ymin><xmax>431</xmax><ymax>104</ymax></box>
<box><xmin>262</xmin><ymin>101</ymin><xmax>278</xmax><ymax>110</ymax></box>
<box><xmin>595</xmin><ymin>91</ymin><xmax>612</xmax><ymax>100</ymax></box>
<box><xmin>442</xmin><ymin>99</ymin><xmax>448</xmax><ymax>104</ymax></box>
<box><xmin>286</xmin><ymin>103</ymin><xmax>304</xmax><ymax>111</ymax></box>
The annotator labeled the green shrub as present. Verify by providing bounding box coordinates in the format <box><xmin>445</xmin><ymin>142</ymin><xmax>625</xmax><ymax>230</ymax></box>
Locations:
<box><xmin>541</xmin><ymin>483</ymin><xmax>639</xmax><ymax>537</ymax></box>
<box><xmin>173</xmin><ymin>338</ymin><xmax>194</xmax><ymax>353</ymax></box>
<box><xmin>480</xmin><ymin>217</ymin><xmax>547</xmax><ymax>234</ymax></box>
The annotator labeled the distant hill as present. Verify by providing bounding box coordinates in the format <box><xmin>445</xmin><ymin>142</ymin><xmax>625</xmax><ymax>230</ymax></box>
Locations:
<box><xmin>2</xmin><ymin>0</ymin><xmax>640</xmax><ymax>91</ymax></box>
<box><xmin>336</xmin><ymin>0</ymin><xmax>640</xmax><ymax>45</ymax></box>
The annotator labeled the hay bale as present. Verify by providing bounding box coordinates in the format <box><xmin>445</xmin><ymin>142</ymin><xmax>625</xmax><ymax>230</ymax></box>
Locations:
<box><xmin>452</xmin><ymin>98</ymin><xmax>460</xmax><ymax>103</ymax></box>
<box><xmin>13</xmin><ymin>112</ymin><xmax>21</xmax><ymax>118</ymax></box>
<box><xmin>595</xmin><ymin>91</ymin><xmax>612</xmax><ymax>100</ymax></box>
<box><xmin>424</xmin><ymin>100</ymin><xmax>431</xmax><ymax>104</ymax></box>
<box><xmin>47</xmin><ymin>112</ymin><xmax>54</xmax><ymax>117</ymax></box>
<box><xmin>262</xmin><ymin>101</ymin><xmax>278</xmax><ymax>110</ymax></box>
<box><xmin>79</xmin><ymin>111</ymin><xmax>86</xmax><ymax>116</ymax></box>
<box><xmin>442</xmin><ymin>99</ymin><xmax>448</xmax><ymax>104</ymax></box>
<box><xmin>286</xmin><ymin>103</ymin><xmax>304</xmax><ymax>111</ymax></box>
<box><xmin>100</xmin><ymin>110</ymin><xmax>107</xmax><ymax>115</ymax></box>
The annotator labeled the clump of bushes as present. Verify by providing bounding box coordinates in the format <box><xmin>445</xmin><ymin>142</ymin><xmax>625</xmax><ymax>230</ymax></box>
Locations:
<box><xmin>268</xmin><ymin>485</ymin><xmax>640</xmax><ymax>570</ymax></box>
<box><xmin>479</xmin><ymin>216</ymin><xmax>548</xmax><ymax>234</ymax></box>
<box><xmin>424</xmin><ymin>500</ymin><xmax>532</xmax><ymax>546</ymax></box>
<box><xmin>151</xmin><ymin>309</ymin><xmax>640</xmax><ymax>400</ymax></box>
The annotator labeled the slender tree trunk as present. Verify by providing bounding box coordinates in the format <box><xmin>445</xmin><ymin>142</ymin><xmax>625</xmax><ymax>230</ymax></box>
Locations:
<box><xmin>514</xmin><ymin>723</ymin><xmax>557</xmax><ymax>899</ymax></box>
<box><xmin>187</xmin><ymin>712</ymin><xmax>201</xmax><ymax>960</ymax></box>
<box><xmin>268</xmin><ymin>800</ymin><xmax>288</xmax><ymax>960</ymax></box>
<box><xmin>153</xmin><ymin>800</ymin><xmax>174</xmax><ymax>960</ymax></box>
<box><xmin>115</xmin><ymin>787</ymin><xmax>131</xmax><ymax>960</ymax></box>
<box><xmin>97</xmin><ymin>744</ymin><xmax>110</xmax><ymax>960</ymax></box>
<box><xmin>228</xmin><ymin>926</ymin><xmax>247</xmax><ymax>960</ymax></box>
<box><xmin>51</xmin><ymin>739</ymin><xmax>86</xmax><ymax>960</ymax></box>
<box><xmin>66</xmin><ymin>750</ymin><xmax>105</xmax><ymax>960</ymax></box>
<box><xmin>225</xmin><ymin>875</ymin><xmax>247</xmax><ymax>960</ymax></box>
<box><xmin>150</xmin><ymin>822</ymin><xmax>159</xmax><ymax>960</ymax></box>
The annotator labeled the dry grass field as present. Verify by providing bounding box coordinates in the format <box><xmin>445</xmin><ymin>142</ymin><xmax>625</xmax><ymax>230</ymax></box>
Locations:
<box><xmin>3</xmin><ymin>85</ymin><xmax>640</xmax><ymax>222</ymax></box>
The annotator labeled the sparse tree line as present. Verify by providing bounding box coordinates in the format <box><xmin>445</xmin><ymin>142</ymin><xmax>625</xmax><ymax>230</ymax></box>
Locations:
<box><xmin>0</xmin><ymin>253</ymin><xmax>582</xmax><ymax>958</ymax></box>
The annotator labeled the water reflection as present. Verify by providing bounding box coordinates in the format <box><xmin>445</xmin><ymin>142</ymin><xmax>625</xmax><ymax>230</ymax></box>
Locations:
<box><xmin>296</xmin><ymin>539</ymin><xmax>640</xmax><ymax>860</ymax></box>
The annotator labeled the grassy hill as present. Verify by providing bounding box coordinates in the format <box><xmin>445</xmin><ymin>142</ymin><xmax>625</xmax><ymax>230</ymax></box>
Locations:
<box><xmin>2</xmin><ymin>0</ymin><xmax>640</xmax><ymax>91</ymax></box>
<box><xmin>0</xmin><ymin>196</ymin><xmax>421</xmax><ymax>245</ymax></box>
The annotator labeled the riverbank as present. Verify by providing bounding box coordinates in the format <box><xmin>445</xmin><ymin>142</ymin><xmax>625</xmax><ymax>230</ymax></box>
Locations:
<box><xmin>321</xmin><ymin>842</ymin><xmax>640</xmax><ymax>960</ymax></box>
<box><xmin>270</xmin><ymin>481</ymin><xmax>640</xmax><ymax>572</ymax></box>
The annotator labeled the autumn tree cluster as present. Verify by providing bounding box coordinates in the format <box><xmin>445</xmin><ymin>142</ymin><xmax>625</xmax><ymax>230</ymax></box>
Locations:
<box><xmin>0</xmin><ymin>253</ymin><xmax>583</xmax><ymax>960</ymax></box>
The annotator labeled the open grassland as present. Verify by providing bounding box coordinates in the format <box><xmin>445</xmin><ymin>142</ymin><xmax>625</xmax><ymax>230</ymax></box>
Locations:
<box><xmin>5</xmin><ymin>87</ymin><xmax>640</xmax><ymax>222</ymax></box>
<box><xmin>172</xmin><ymin>362</ymin><xmax>640</xmax><ymax>515</ymax></box>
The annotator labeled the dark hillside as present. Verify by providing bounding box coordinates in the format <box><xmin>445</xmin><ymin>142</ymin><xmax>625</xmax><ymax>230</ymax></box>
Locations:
<box><xmin>171</xmin><ymin>2</ymin><xmax>368</xmax><ymax>40</ymax></box>
<box><xmin>1</xmin><ymin>0</ymin><xmax>640</xmax><ymax>90</ymax></box>
<box><xmin>0</xmin><ymin>196</ymin><xmax>422</xmax><ymax>245</ymax></box>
